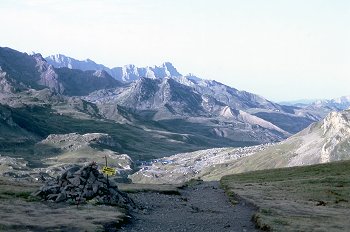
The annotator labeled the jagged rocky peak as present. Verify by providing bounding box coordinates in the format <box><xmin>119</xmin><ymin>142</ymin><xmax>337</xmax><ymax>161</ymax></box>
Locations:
<box><xmin>0</xmin><ymin>47</ymin><xmax>61</xmax><ymax>93</ymax></box>
<box><xmin>115</xmin><ymin>62</ymin><xmax>182</xmax><ymax>79</ymax></box>
<box><xmin>46</xmin><ymin>53</ymin><xmax>182</xmax><ymax>82</ymax></box>
<box><xmin>46</xmin><ymin>54</ymin><xmax>111</xmax><ymax>76</ymax></box>
<box><xmin>32</xmin><ymin>53</ymin><xmax>55</xmax><ymax>75</ymax></box>
<box><xmin>312</xmin><ymin>95</ymin><xmax>350</xmax><ymax>111</ymax></box>
<box><xmin>332</xmin><ymin>95</ymin><xmax>350</xmax><ymax>104</ymax></box>
<box><xmin>322</xmin><ymin>110</ymin><xmax>350</xmax><ymax>135</ymax></box>
<box><xmin>115</xmin><ymin>62</ymin><xmax>182</xmax><ymax>82</ymax></box>
<box><xmin>46</xmin><ymin>54</ymin><xmax>75</xmax><ymax>68</ymax></box>
<box><xmin>159</xmin><ymin>62</ymin><xmax>182</xmax><ymax>77</ymax></box>
<box><xmin>48</xmin><ymin>54</ymin><xmax>65</xmax><ymax>61</ymax></box>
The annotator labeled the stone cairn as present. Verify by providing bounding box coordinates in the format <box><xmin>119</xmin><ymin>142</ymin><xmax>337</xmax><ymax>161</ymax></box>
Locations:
<box><xmin>33</xmin><ymin>162</ymin><xmax>134</xmax><ymax>208</ymax></box>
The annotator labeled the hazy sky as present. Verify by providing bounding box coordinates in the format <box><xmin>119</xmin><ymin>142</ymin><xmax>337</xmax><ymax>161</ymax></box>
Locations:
<box><xmin>1</xmin><ymin>0</ymin><xmax>349</xmax><ymax>101</ymax></box>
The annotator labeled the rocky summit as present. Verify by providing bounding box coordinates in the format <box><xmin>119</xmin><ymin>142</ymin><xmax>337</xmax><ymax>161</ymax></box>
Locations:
<box><xmin>33</xmin><ymin>163</ymin><xmax>133</xmax><ymax>207</ymax></box>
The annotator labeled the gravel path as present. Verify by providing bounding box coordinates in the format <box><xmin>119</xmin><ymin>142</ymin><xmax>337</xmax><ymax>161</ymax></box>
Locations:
<box><xmin>119</xmin><ymin>181</ymin><xmax>259</xmax><ymax>232</ymax></box>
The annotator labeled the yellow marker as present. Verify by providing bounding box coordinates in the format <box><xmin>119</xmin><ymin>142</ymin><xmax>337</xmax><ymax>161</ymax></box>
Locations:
<box><xmin>102</xmin><ymin>166</ymin><xmax>116</xmax><ymax>176</ymax></box>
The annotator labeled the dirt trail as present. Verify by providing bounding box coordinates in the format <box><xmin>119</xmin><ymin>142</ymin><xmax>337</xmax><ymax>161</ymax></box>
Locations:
<box><xmin>120</xmin><ymin>181</ymin><xmax>259</xmax><ymax>232</ymax></box>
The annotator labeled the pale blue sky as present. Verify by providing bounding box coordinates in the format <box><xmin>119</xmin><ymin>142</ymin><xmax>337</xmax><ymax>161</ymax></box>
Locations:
<box><xmin>1</xmin><ymin>0</ymin><xmax>349</xmax><ymax>101</ymax></box>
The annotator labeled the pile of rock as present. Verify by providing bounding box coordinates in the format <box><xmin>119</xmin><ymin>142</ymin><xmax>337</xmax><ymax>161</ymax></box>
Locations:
<box><xmin>33</xmin><ymin>163</ymin><xmax>133</xmax><ymax>208</ymax></box>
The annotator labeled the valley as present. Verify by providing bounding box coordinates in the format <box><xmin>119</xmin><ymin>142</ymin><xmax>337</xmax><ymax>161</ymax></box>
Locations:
<box><xmin>0</xmin><ymin>46</ymin><xmax>350</xmax><ymax>231</ymax></box>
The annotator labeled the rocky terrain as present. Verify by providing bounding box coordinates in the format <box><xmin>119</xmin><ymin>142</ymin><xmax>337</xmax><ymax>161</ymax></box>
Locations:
<box><xmin>131</xmin><ymin>144</ymin><xmax>273</xmax><ymax>184</ymax></box>
<box><xmin>120</xmin><ymin>181</ymin><xmax>258</xmax><ymax>232</ymax></box>
<box><xmin>34</xmin><ymin>163</ymin><xmax>133</xmax><ymax>206</ymax></box>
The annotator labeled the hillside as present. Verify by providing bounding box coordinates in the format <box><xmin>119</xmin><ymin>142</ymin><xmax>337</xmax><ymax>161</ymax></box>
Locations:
<box><xmin>203</xmin><ymin>108</ymin><xmax>350</xmax><ymax>179</ymax></box>
<box><xmin>131</xmin><ymin>109</ymin><xmax>350</xmax><ymax>183</ymax></box>
<box><xmin>220</xmin><ymin>160</ymin><xmax>350</xmax><ymax>231</ymax></box>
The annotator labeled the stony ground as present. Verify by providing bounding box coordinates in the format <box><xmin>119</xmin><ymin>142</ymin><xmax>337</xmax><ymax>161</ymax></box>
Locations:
<box><xmin>120</xmin><ymin>181</ymin><xmax>258</xmax><ymax>232</ymax></box>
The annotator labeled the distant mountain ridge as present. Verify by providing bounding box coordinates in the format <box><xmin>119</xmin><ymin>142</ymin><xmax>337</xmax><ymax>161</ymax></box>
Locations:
<box><xmin>279</xmin><ymin>96</ymin><xmax>350</xmax><ymax>111</ymax></box>
<box><xmin>46</xmin><ymin>54</ymin><xmax>181</xmax><ymax>82</ymax></box>
<box><xmin>311</xmin><ymin>96</ymin><xmax>350</xmax><ymax>111</ymax></box>
<box><xmin>46</xmin><ymin>53</ymin><xmax>349</xmax><ymax>114</ymax></box>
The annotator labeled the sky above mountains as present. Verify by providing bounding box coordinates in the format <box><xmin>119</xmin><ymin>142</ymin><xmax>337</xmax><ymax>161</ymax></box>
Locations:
<box><xmin>1</xmin><ymin>0</ymin><xmax>349</xmax><ymax>101</ymax></box>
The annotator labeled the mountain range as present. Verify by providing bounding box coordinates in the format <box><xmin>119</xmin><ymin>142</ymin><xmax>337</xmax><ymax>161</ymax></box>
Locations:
<box><xmin>46</xmin><ymin>54</ymin><xmax>181</xmax><ymax>82</ymax></box>
<box><xmin>46</xmin><ymin>53</ymin><xmax>322</xmax><ymax>133</ymax></box>
<box><xmin>0</xmin><ymin>47</ymin><xmax>347</xmax><ymax>164</ymax></box>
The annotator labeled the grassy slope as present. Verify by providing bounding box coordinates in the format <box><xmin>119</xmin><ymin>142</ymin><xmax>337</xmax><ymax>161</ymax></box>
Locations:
<box><xmin>0</xmin><ymin>177</ymin><xmax>183</xmax><ymax>231</ymax></box>
<box><xmin>201</xmin><ymin>123</ymin><xmax>323</xmax><ymax>181</ymax></box>
<box><xmin>220</xmin><ymin>160</ymin><xmax>350</xmax><ymax>231</ymax></box>
<box><xmin>7</xmin><ymin>105</ymin><xmax>223</xmax><ymax>161</ymax></box>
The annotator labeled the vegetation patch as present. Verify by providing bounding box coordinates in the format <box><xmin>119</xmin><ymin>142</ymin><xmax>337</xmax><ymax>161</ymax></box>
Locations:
<box><xmin>220</xmin><ymin>160</ymin><xmax>350</xmax><ymax>231</ymax></box>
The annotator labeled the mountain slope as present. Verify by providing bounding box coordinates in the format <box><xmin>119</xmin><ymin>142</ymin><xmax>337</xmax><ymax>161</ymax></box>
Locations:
<box><xmin>48</xmin><ymin>54</ymin><xmax>320</xmax><ymax>134</ymax></box>
<box><xmin>0</xmin><ymin>47</ymin><xmax>121</xmax><ymax>96</ymax></box>
<box><xmin>131</xmin><ymin>109</ymin><xmax>350</xmax><ymax>183</ymax></box>
<box><xmin>85</xmin><ymin>77</ymin><xmax>291</xmax><ymax>145</ymax></box>
<box><xmin>0</xmin><ymin>104</ymin><xmax>38</xmax><ymax>148</ymax></box>
<box><xmin>202</xmin><ymin>108</ymin><xmax>350</xmax><ymax>179</ymax></box>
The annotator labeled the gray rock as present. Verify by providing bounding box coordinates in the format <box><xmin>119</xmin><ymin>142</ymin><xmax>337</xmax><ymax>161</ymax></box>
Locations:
<box><xmin>108</xmin><ymin>180</ymin><xmax>119</xmax><ymax>188</ymax></box>
<box><xmin>92</xmin><ymin>184</ymin><xmax>99</xmax><ymax>194</ymax></box>
<box><xmin>41</xmin><ymin>185</ymin><xmax>60</xmax><ymax>194</ymax></box>
<box><xmin>35</xmin><ymin>163</ymin><xmax>133</xmax><ymax>208</ymax></box>
<box><xmin>69</xmin><ymin>177</ymin><xmax>81</xmax><ymax>186</ymax></box>
<box><xmin>56</xmin><ymin>192</ymin><xmax>67</xmax><ymax>202</ymax></box>
<box><xmin>47</xmin><ymin>194</ymin><xmax>59</xmax><ymax>201</ymax></box>
<box><xmin>83</xmin><ymin>190</ymin><xmax>94</xmax><ymax>199</ymax></box>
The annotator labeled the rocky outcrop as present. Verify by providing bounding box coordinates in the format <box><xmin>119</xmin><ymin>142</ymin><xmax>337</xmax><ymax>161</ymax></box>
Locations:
<box><xmin>320</xmin><ymin>110</ymin><xmax>350</xmax><ymax>163</ymax></box>
<box><xmin>130</xmin><ymin>144</ymin><xmax>273</xmax><ymax>184</ymax></box>
<box><xmin>40</xmin><ymin>133</ymin><xmax>119</xmax><ymax>151</ymax></box>
<box><xmin>34</xmin><ymin>163</ymin><xmax>134</xmax><ymax>207</ymax></box>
